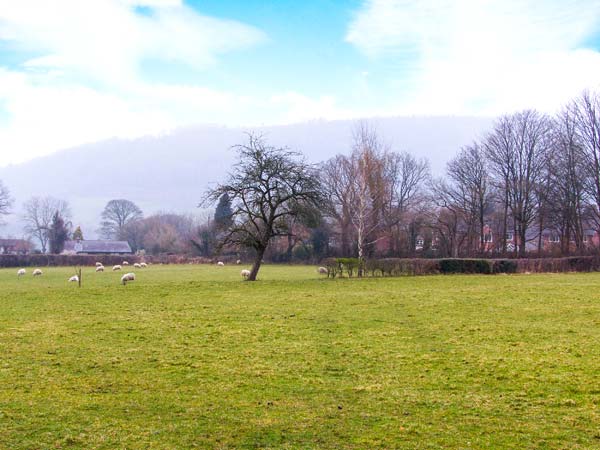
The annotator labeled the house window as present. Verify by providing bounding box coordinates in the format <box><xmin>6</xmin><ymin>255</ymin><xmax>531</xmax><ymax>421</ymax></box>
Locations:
<box><xmin>505</xmin><ymin>232</ymin><xmax>514</xmax><ymax>241</ymax></box>
<box><xmin>416</xmin><ymin>238</ymin><xmax>424</xmax><ymax>248</ymax></box>
<box><xmin>549</xmin><ymin>234</ymin><xmax>560</xmax><ymax>243</ymax></box>
<box><xmin>483</xmin><ymin>232</ymin><xmax>493</xmax><ymax>243</ymax></box>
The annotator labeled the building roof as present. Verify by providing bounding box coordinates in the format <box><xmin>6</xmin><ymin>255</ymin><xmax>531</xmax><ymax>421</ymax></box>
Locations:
<box><xmin>63</xmin><ymin>240</ymin><xmax>132</xmax><ymax>254</ymax></box>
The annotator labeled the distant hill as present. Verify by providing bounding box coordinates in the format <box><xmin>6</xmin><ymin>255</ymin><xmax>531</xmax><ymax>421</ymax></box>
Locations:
<box><xmin>0</xmin><ymin>116</ymin><xmax>493</xmax><ymax>240</ymax></box>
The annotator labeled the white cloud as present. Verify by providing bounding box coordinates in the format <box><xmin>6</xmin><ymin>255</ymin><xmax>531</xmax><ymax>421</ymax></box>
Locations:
<box><xmin>347</xmin><ymin>0</ymin><xmax>600</xmax><ymax>115</ymax></box>
<box><xmin>0</xmin><ymin>0</ymin><xmax>266</xmax><ymax>86</ymax></box>
<box><xmin>0</xmin><ymin>0</ymin><xmax>274</xmax><ymax>165</ymax></box>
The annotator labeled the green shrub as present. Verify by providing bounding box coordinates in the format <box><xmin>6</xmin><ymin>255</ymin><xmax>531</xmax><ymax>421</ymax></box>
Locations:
<box><xmin>439</xmin><ymin>259</ymin><xmax>492</xmax><ymax>274</ymax></box>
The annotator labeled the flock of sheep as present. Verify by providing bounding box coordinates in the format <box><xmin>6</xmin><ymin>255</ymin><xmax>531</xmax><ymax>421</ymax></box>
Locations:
<box><xmin>15</xmin><ymin>259</ymin><xmax>329</xmax><ymax>284</ymax></box>
<box><xmin>16</xmin><ymin>260</ymin><xmax>148</xmax><ymax>285</ymax></box>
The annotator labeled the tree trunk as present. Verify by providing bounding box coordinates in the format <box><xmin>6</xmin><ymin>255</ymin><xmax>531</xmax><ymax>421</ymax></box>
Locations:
<box><xmin>247</xmin><ymin>246</ymin><xmax>266</xmax><ymax>281</ymax></box>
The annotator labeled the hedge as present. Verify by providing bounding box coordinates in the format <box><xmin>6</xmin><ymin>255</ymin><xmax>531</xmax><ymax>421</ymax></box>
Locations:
<box><xmin>321</xmin><ymin>256</ymin><xmax>600</xmax><ymax>278</ymax></box>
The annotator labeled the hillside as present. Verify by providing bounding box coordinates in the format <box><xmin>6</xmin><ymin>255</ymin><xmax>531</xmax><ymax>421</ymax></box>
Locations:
<box><xmin>0</xmin><ymin>116</ymin><xmax>493</xmax><ymax>240</ymax></box>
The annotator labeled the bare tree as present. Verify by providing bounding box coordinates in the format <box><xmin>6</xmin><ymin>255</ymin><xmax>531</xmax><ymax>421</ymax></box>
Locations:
<box><xmin>428</xmin><ymin>178</ymin><xmax>470</xmax><ymax>257</ymax></box>
<box><xmin>570</xmin><ymin>91</ymin><xmax>600</xmax><ymax>231</ymax></box>
<box><xmin>322</xmin><ymin>124</ymin><xmax>429</xmax><ymax>260</ymax></box>
<box><xmin>382</xmin><ymin>151</ymin><xmax>430</xmax><ymax>254</ymax></box>
<box><xmin>21</xmin><ymin>196</ymin><xmax>71</xmax><ymax>253</ymax></box>
<box><xmin>204</xmin><ymin>134</ymin><xmax>324</xmax><ymax>281</ymax></box>
<box><xmin>99</xmin><ymin>199</ymin><xmax>143</xmax><ymax>239</ymax></box>
<box><xmin>321</xmin><ymin>155</ymin><xmax>354</xmax><ymax>256</ymax></box>
<box><xmin>544</xmin><ymin>107</ymin><xmax>588</xmax><ymax>253</ymax></box>
<box><xmin>0</xmin><ymin>180</ymin><xmax>14</xmax><ymax>224</ymax></box>
<box><xmin>445</xmin><ymin>143</ymin><xmax>491</xmax><ymax>253</ymax></box>
<box><xmin>485</xmin><ymin>110</ymin><xmax>551</xmax><ymax>256</ymax></box>
<box><xmin>346</xmin><ymin>123</ymin><xmax>388</xmax><ymax>273</ymax></box>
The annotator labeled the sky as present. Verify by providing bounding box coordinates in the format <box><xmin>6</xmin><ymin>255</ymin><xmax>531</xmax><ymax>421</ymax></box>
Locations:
<box><xmin>0</xmin><ymin>0</ymin><xmax>599</xmax><ymax>166</ymax></box>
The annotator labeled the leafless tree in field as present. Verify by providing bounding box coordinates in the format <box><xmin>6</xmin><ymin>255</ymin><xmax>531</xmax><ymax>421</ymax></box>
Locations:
<box><xmin>203</xmin><ymin>134</ymin><xmax>324</xmax><ymax>281</ymax></box>
<box><xmin>21</xmin><ymin>196</ymin><xmax>71</xmax><ymax>253</ymax></box>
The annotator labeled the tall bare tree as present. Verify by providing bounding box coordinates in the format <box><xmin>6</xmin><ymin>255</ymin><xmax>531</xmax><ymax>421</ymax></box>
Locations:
<box><xmin>570</xmin><ymin>91</ymin><xmax>600</xmax><ymax>231</ymax></box>
<box><xmin>382</xmin><ymin>151</ymin><xmax>429</xmax><ymax>254</ymax></box>
<box><xmin>204</xmin><ymin>134</ymin><xmax>324</xmax><ymax>281</ymax></box>
<box><xmin>322</xmin><ymin>124</ymin><xmax>429</xmax><ymax>260</ymax></box>
<box><xmin>0</xmin><ymin>180</ymin><xmax>14</xmax><ymax>225</ymax></box>
<box><xmin>99</xmin><ymin>199</ymin><xmax>143</xmax><ymax>239</ymax></box>
<box><xmin>321</xmin><ymin>155</ymin><xmax>354</xmax><ymax>256</ymax></box>
<box><xmin>485</xmin><ymin>110</ymin><xmax>551</xmax><ymax>256</ymax></box>
<box><xmin>21</xmin><ymin>196</ymin><xmax>71</xmax><ymax>253</ymax></box>
<box><xmin>445</xmin><ymin>143</ymin><xmax>491</xmax><ymax>253</ymax></box>
<box><xmin>544</xmin><ymin>107</ymin><xmax>588</xmax><ymax>253</ymax></box>
<box><xmin>346</xmin><ymin>123</ymin><xmax>388</xmax><ymax>272</ymax></box>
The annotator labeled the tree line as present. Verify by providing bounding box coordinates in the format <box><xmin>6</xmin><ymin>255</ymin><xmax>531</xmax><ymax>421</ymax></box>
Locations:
<box><xmin>0</xmin><ymin>90</ymin><xmax>598</xmax><ymax>279</ymax></box>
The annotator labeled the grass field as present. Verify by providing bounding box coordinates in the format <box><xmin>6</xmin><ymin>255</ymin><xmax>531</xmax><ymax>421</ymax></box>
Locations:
<box><xmin>1</xmin><ymin>264</ymin><xmax>599</xmax><ymax>449</ymax></box>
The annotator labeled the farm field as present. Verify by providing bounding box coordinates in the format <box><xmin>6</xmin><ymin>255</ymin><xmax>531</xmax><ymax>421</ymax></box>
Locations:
<box><xmin>1</xmin><ymin>264</ymin><xmax>599</xmax><ymax>449</ymax></box>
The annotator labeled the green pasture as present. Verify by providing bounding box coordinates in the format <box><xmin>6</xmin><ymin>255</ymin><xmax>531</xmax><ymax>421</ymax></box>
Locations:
<box><xmin>0</xmin><ymin>264</ymin><xmax>599</xmax><ymax>448</ymax></box>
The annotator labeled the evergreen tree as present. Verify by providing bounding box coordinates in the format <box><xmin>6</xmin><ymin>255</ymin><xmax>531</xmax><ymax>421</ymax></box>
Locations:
<box><xmin>213</xmin><ymin>193</ymin><xmax>233</xmax><ymax>230</ymax></box>
<box><xmin>48</xmin><ymin>211</ymin><xmax>70</xmax><ymax>254</ymax></box>
<box><xmin>72</xmin><ymin>225</ymin><xmax>84</xmax><ymax>241</ymax></box>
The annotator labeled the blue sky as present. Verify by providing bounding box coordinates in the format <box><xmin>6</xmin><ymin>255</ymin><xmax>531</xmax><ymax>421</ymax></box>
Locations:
<box><xmin>0</xmin><ymin>0</ymin><xmax>599</xmax><ymax>165</ymax></box>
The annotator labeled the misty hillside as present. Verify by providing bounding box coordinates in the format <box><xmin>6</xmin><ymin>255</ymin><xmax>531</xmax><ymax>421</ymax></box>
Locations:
<box><xmin>0</xmin><ymin>116</ymin><xmax>493</xmax><ymax>240</ymax></box>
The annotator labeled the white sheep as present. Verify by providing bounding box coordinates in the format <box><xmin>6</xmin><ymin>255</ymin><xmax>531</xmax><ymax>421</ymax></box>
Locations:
<box><xmin>241</xmin><ymin>269</ymin><xmax>251</xmax><ymax>279</ymax></box>
<box><xmin>217</xmin><ymin>261</ymin><xmax>225</xmax><ymax>266</ymax></box>
<box><xmin>317</xmin><ymin>266</ymin><xmax>328</xmax><ymax>275</ymax></box>
<box><xmin>32</xmin><ymin>269</ymin><xmax>43</xmax><ymax>276</ymax></box>
<box><xmin>95</xmin><ymin>262</ymin><xmax>103</xmax><ymax>267</ymax></box>
<box><xmin>96</xmin><ymin>265</ymin><xmax>104</xmax><ymax>272</ymax></box>
<box><xmin>140</xmin><ymin>262</ymin><xmax>147</xmax><ymax>268</ymax></box>
<box><xmin>133</xmin><ymin>263</ymin><xmax>141</xmax><ymax>268</ymax></box>
<box><xmin>122</xmin><ymin>261</ymin><xmax>129</xmax><ymax>266</ymax></box>
<box><xmin>121</xmin><ymin>272</ymin><xmax>135</xmax><ymax>285</ymax></box>
<box><xmin>112</xmin><ymin>265</ymin><xmax>122</xmax><ymax>271</ymax></box>
<box><xmin>17</xmin><ymin>268</ymin><xmax>26</xmax><ymax>277</ymax></box>
<box><xmin>236</xmin><ymin>259</ymin><xmax>241</xmax><ymax>265</ymax></box>
<box><xmin>68</xmin><ymin>275</ymin><xmax>79</xmax><ymax>283</ymax></box>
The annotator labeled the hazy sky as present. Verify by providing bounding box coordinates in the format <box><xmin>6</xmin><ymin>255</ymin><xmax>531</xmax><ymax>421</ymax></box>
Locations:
<box><xmin>0</xmin><ymin>0</ymin><xmax>599</xmax><ymax>166</ymax></box>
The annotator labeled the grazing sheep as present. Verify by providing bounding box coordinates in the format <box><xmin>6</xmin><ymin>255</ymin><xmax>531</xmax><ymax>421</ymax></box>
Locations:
<box><xmin>133</xmin><ymin>263</ymin><xmax>141</xmax><ymax>268</ymax></box>
<box><xmin>32</xmin><ymin>269</ymin><xmax>43</xmax><ymax>276</ymax></box>
<box><xmin>236</xmin><ymin>259</ymin><xmax>241</xmax><ymax>265</ymax></box>
<box><xmin>122</xmin><ymin>261</ymin><xmax>129</xmax><ymax>266</ymax></box>
<box><xmin>68</xmin><ymin>275</ymin><xmax>79</xmax><ymax>283</ymax></box>
<box><xmin>317</xmin><ymin>266</ymin><xmax>328</xmax><ymax>275</ymax></box>
<box><xmin>17</xmin><ymin>268</ymin><xmax>26</xmax><ymax>277</ymax></box>
<box><xmin>121</xmin><ymin>272</ymin><xmax>135</xmax><ymax>285</ymax></box>
<box><xmin>95</xmin><ymin>262</ymin><xmax>102</xmax><ymax>267</ymax></box>
<box><xmin>140</xmin><ymin>262</ymin><xmax>147</xmax><ymax>268</ymax></box>
<box><xmin>112</xmin><ymin>265</ymin><xmax>122</xmax><ymax>271</ymax></box>
<box><xmin>241</xmin><ymin>269</ymin><xmax>251</xmax><ymax>279</ymax></box>
<box><xmin>96</xmin><ymin>265</ymin><xmax>104</xmax><ymax>272</ymax></box>
<box><xmin>217</xmin><ymin>261</ymin><xmax>225</xmax><ymax>266</ymax></box>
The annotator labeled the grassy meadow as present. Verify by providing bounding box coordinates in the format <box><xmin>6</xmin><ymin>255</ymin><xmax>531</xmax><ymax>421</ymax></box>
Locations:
<box><xmin>0</xmin><ymin>264</ymin><xmax>599</xmax><ymax>449</ymax></box>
